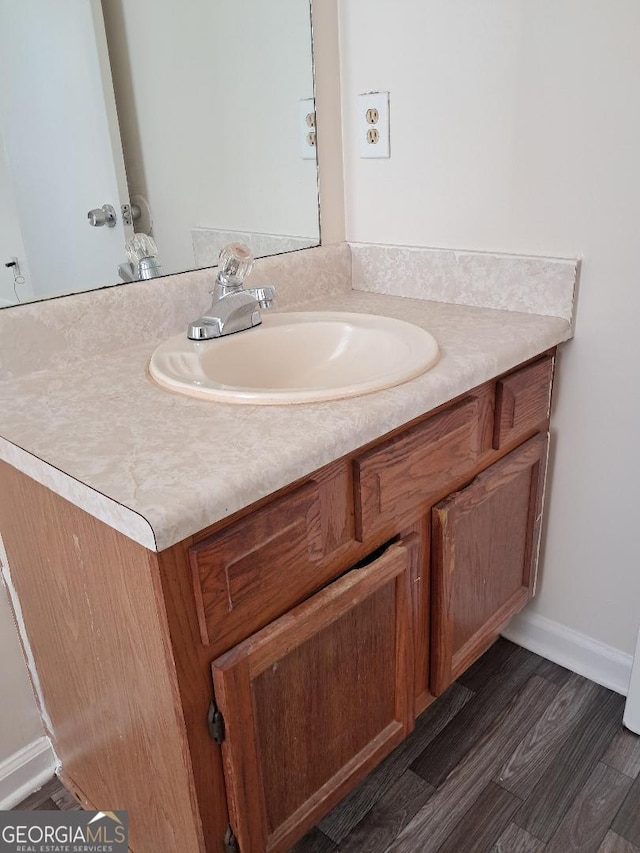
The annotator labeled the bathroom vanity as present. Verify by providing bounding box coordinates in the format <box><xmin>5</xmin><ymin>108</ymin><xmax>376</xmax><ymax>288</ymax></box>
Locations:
<box><xmin>0</xmin><ymin>243</ymin><xmax>576</xmax><ymax>853</ymax></box>
<box><xmin>0</xmin><ymin>351</ymin><xmax>553</xmax><ymax>853</ymax></box>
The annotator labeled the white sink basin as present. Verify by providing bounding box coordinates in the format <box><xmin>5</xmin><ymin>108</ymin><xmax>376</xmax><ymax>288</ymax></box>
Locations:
<box><xmin>149</xmin><ymin>311</ymin><xmax>440</xmax><ymax>405</ymax></box>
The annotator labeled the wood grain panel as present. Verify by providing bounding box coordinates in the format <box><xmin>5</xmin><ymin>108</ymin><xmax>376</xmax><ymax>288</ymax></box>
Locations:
<box><xmin>400</xmin><ymin>515</ymin><xmax>432</xmax><ymax>715</ymax></box>
<box><xmin>431</xmin><ymin>433</ymin><xmax>548</xmax><ymax>695</ymax></box>
<box><xmin>612</xmin><ymin>773</ymin><xmax>640</xmax><ymax>847</ymax></box>
<box><xmin>290</xmin><ymin>827</ymin><xmax>337</xmax><ymax>853</ymax></box>
<box><xmin>514</xmin><ymin>686</ymin><xmax>625</xmax><ymax>842</ymax></box>
<box><xmin>389</xmin><ymin>676</ymin><xmax>557</xmax><ymax>853</ymax></box>
<box><xmin>493</xmin><ymin>356</ymin><xmax>554</xmax><ymax>449</ymax></box>
<box><xmin>155</xmin><ymin>541</ymin><xmax>233</xmax><ymax>853</ymax></box>
<box><xmin>337</xmin><ymin>771</ymin><xmax>434</xmax><ymax>853</ymax></box>
<box><xmin>437</xmin><ymin>782</ymin><xmax>521</xmax><ymax>853</ymax></box>
<box><xmin>256</xmin><ymin>584</ymin><xmax>397</xmax><ymax>831</ymax></box>
<box><xmin>0</xmin><ymin>462</ymin><xmax>204</xmax><ymax>853</ymax></box>
<box><xmin>546</xmin><ymin>762</ymin><xmax>632</xmax><ymax>853</ymax></box>
<box><xmin>190</xmin><ymin>472</ymin><xmax>352</xmax><ymax>648</ymax></box>
<box><xmin>603</xmin><ymin>729</ymin><xmax>640</xmax><ymax>779</ymax></box>
<box><xmin>535</xmin><ymin>657</ymin><xmax>574</xmax><ymax>687</ymax></box>
<box><xmin>599</xmin><ymin>831</ymin><xmax>640</xmax><ymax>853</ymax></box>
<box><xmin>457</xmin><ymin>637</ymin><xmax>520</xmax><ymax>693</ymax></box>
<box><xmin>354</xmin><ymin>393</ymin><xmax>488</xmax><ymax>540</ymax></box>
<box><xmin>211</xmin><ymin>538</ymin><xmax>417</xmax><ymax>853</ymax></box>
<box><xmin>493</xmin><ymin>823</ymin><xmax>546</xmax><ymax>853</ymax></box>
<box><xmin>495</xmin><ymin>673</ymin><xmax>602</xmax><ymax>798</ymax></box>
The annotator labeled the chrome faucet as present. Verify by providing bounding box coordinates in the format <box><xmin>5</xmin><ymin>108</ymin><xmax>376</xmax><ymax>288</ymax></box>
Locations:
<box><xmin>118</xmin><ymin>234</ymin><xmax>164</xmax><ymax>283</ymax></box>
<box><xmin>187</xmin><ymin>243</ymin><xmax>276</xmax><ymax>340</ymax></box>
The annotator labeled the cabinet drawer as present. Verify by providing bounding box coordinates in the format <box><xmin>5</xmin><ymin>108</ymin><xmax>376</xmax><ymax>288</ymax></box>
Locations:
<box><xmin>354</xmin><ymin>395</ymin><xmax>485</xmax><ymax>540</ymax></box>
<box><xmin>493</xmin><ymin>356</ymin><xmax>554</xmax><ymax>449</ymax></box>
<box><xmin>190</xmin><ymin>474</ymin><xmax>349</xmax><ymax>648</ymax></box>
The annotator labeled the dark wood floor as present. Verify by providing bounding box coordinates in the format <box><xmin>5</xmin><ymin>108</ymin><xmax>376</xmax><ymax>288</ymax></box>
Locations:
<box><xmin>14</xmin><ymin>640</ymin><xmax>640</xmax><ymax>852</ymax></box>
<box><xmin>12</xmin><ymin>776</ymin><xmax>81</xmax><ymax>812</ymax></box>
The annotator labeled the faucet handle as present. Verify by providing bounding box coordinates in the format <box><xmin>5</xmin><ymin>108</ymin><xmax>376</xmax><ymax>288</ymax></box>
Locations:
<box><xmin>218</xmin><ymin>243</ymin><xmax>255</xmax><ymax>286</ymax></box>
<box><xmin>247</xmin><ymin>285</ymin><xmax>277</xmax><ymax>309</ymax></box>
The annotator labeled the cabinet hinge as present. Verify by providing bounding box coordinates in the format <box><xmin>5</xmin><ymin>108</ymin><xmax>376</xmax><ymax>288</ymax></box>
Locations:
<box><xmin>207</xmin><ymin>694</ymin><xmax>225</xmax><ymax>744</ymax></box>
<box><xmin>224</xmin><ymin>824</ymin><xmax>239</xmax><ymax>853</ymax></box>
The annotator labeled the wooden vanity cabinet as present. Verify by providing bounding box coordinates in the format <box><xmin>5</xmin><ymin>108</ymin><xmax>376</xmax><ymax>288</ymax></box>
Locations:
<box><xmin>185</xmin><ymin>354</ymin><xmax>553</xmax><ymax>852</ymax></box>
<box><xmin>0</xmin><ymin>351</ymin><xmax>555</xmax><ymax>853</ymax></box>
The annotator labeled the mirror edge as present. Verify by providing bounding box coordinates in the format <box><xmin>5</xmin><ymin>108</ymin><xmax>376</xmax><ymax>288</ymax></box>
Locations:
<box><xmin>312</xmin><ymin>0</ymin><xmax>345</xmax><ymax>246</ymax></box>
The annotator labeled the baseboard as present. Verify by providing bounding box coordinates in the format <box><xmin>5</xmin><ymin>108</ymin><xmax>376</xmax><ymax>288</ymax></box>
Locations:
<box><xmin>502</xmin><ymin>610</ymin><xmax>634</xmax><ymax>696</ymax></box>
<box><xmin>0</xmin><ymin>736</ymin><xmax>57</xmax><ymax>809</ymax></box>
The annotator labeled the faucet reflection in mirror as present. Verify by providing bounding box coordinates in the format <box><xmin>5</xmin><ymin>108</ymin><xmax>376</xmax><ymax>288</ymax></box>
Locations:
<box><xmin>188</xmin><ymin>244</ymin><xmax>276</xmax><ymax>340</ymax></box>
<box><xmin>118</xmin><ymin>234</ymin><xmax>164</xmax><ymax>283</ymax></box>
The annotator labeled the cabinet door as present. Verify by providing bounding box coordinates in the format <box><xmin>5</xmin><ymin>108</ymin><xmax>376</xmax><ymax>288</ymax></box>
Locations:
<box><xmin>431</xmin><ymin>434</ymin><xmax>549</xmax><ymax>695</ymax></box>
<box><xmin>211</xmin><ymin>538</ymin><xmax>418</xmax><ymax>853</ymax></box>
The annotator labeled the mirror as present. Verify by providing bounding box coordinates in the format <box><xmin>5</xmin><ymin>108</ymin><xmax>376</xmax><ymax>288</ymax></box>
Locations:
<box><xmin>0</xmin><ymin>0</ymin><xmax>319</xmax><ymax>307</ymax></box>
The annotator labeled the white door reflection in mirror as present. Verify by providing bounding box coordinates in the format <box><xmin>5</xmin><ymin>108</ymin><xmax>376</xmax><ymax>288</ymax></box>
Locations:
<box><xmin>0</xmin><ymin>0</ymin><xmax>132</xmax><ymax>305</ymax></box>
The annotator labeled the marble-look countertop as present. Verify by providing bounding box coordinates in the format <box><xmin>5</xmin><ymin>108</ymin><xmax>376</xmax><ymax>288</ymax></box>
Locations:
<box><xmin>0</xmin><ymin>291</ymin><xmax>571</xmax><ymax>552</ymax></box>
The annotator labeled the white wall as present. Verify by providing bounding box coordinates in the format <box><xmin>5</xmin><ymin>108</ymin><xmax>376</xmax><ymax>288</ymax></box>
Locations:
<box><xmin>340</xmin><ymin>0</ymin><xmax>640</xmax><ymax>656</ymax></box>
<box><xmin>103</xmin><ymin>0</ymin><xmax>319</xmax><ymax>274</ymax></box>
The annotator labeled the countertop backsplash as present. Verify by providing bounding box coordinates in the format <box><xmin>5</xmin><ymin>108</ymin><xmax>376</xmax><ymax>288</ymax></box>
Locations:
<box><xmin>351</xmin><ymin>243</ymin><xmax>578</xmax><ymax>325</ymax></box>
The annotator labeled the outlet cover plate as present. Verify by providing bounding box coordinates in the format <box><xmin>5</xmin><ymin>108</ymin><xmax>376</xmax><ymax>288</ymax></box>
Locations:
<box><xmin>358</xmin><ymin>91</ymin><xmax>390</xmax><ymax>159</ymax></box>
<box><xmin>299</xmin><ymin>98</ymin><xmax>317</xmax><ymax>160</ymax></box>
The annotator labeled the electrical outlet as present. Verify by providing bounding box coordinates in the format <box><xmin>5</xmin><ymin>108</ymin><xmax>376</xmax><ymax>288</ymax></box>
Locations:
<box><xmin>299</xmin><ymin>98</ymin><xmax>317</xmax><ymax>160</ymax></box>
<box><xmin>358</xmin><ymin>91</ymin><xmax>390</xmax><ymax>158</ymax></box>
